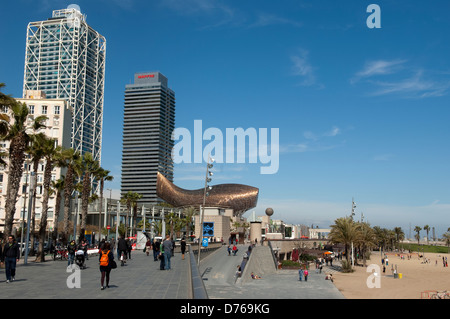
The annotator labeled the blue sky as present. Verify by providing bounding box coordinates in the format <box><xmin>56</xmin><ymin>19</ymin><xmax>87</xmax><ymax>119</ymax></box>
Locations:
<box><xmin>1</xmin><ymin>0</ymin><xmax>450</xmax><ymax>237</ymax></box>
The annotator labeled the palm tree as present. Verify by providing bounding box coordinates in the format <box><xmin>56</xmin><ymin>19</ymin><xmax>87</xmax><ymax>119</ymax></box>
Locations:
<box><xmin>79</xmin><ymin>152</ymin><xmax>99</xmax><ymax>241</ymax></box>
<box><xmin>328</xmin><ymin>216</ymin><xmax>359</xmax><ymax>262</ymax></box>
<box><xmin>443</xmin><ymin>232</ymin><xmax>450</xmax><ymax>253</ymax></box>
<box><xmin>36</xmin><ymin>137</ymin><xmax>61</xmax><ymax>262</ymax></box>
<box><xmin>151</xmin><ymin>219</ymin><xmax>163</xmax><ymax>237</ymax></box>
<box><xmin>59</xmin><ymin>148</ymin><xmax>82</xmax><ymax>244</ymax></box>
<box><xmin>51</xmin><ymin>176</ymin><xmax>65</xmax><ymax>242</ymax></box>
<box><xmin>0</xmin><ymin>89</ymin><xmax>47</xmax><ymax>238</ymax></box>
<box><xmin>95</xmin><ymin>167</ymin><xmax>114</xmax><ymax>241</ymax></box>
<box><xmin>373</xmin><ymin>226</ymin><xmax>387</xmax><ymax>252</ymax></box>
<box><xmin>165</xmin><ymin>210</ymin><xmax>180</xmax><ymax>239</ymax></box>
<box><xmin>27</xmin><ymin>132</ymin><xmax>47</xmax><ymax>256</ymax></box>
<box><xmin>182</xmin><ymin>206</ymin><xmax>198</xmax><ymax>241</ymax></box>
<box><xmin>386</xmin><ymin>229</ymin><xmax>396</xmax><ymax>251</ymax></box>
<box><xmin>173</xmin><ymin>217</ymin><xmax>186</xmax><ymax>239</ymax></box>
<box><xmin>355</xmin><ymin>222</ymin><xmax>376</xmax><ymax>267</ymax></box>
<box><xmin>131</xmin><ymin>192</ymin><xmax>142</xmax><ymax>237</ymax></box>
<box><xmin>120</xmin><ymin>191</ymin><xmax>142</xmax><ymax>237</ymax></box>
<box><xmin>423</xmin><ymin>225</ymin><xmax>430</xmax><ymax>244</ymax></box>
<box><xmin>393</xmin><ymin>227</ymin><xmax>405</xmax><ymax>249</ymax></box>
<box><xmin>414</xmin><ymin>226</ymin><xmax>422</xmax><ymax>245</ymax></box>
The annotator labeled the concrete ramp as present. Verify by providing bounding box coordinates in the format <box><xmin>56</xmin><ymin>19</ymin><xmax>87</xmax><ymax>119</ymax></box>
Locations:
<box><xmin>239</xmin><ymin>246</ymin><xmax>277</xmax><ymax>285</ymax></box>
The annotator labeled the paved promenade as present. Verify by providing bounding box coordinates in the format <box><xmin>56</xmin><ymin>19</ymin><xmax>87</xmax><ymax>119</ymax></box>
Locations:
<box><xmin>200</xmin><ymin>245</ymin><xmax>345</xmax><ymax>299</ymax></box>
<box><xmin>0</xmin><ymin>244</ymin><xmax>345</xmax><ymax>300</ymax></box>
<box><xmin>0</xmin><ymin>249</ymin><xmax>191</xmax><ymax>299</ymax></box>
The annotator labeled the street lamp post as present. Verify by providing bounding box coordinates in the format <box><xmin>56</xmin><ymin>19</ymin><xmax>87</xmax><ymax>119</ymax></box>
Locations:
<box><xmin>24</xmin><ymin>172</ymin><xmax>36</xmax><ymax>265</ymax></box>
<box><xmin>106</xmin><ymin>188</ymin><xmax>112</xmax><ymax>229</ymax></box>
<box><xmin>116</xmin><ymin>200</ymin><xmax>120</xmax><ymax>240</ymax></box>
<box><xmin>197</xmin><ymin>156</ymin><xmax>214</xmax><ymax>265</ymax></box>
<box><xmin>19</xmin><ymin>160</ymin><xmax>30</xmax><ymax>250</ymax></box>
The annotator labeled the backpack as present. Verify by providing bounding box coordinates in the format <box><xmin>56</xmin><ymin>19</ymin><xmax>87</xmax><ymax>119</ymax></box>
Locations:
<box><xmin>100</xmin><ymin>250</ymin><xmax>110</xmax><ymax>266</ymax></box>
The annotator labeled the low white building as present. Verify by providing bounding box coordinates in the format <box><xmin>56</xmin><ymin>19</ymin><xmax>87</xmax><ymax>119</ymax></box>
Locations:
<box><xmin>0</xmin><ymin>90</ymin><xmax>72</xmax><ymax>235</ymax></box>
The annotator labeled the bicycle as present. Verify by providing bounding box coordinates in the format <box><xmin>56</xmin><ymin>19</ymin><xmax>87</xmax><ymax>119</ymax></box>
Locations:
<box><xmin>430</xmin><ymin>291</ymin><xmax>450</xmax><ymax>299</ymax></box>
<box><xmin>53</xmin><ymin>247</ymin><xmax>68</xmax><ymax>261</ymax></box>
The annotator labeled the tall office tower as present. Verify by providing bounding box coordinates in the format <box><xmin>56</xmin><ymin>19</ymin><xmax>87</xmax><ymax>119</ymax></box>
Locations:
<box><xmin>23</xmin><ymin>7</ymin><xmax>106</xmax><ymax>163</ymax></box>
<box><xmin>121</xmin><ymin>72</ymin><xmax>175</xmax><ymax>205</ymax></box>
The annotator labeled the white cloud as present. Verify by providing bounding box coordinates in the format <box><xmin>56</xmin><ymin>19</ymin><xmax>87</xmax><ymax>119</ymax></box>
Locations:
<box><xmin>290</xmin><ymin>49</ymin><xmax>322</xmax><ymax>87</ymax></box>
<box><xmin>323</xmin><ymin>126</ymin><xmax>340</xmax><ymax>137</ymax></box>
<box><xmin>352</xmin><ymin>59</ymin><xmax>406</xmax><ymax>82</ymax></box>
<box><xmin>281</xmin><ymin>126</ymin><xmax>343</xmax><ymax>154</ymax></box>
<box><xmin>369</xmin><ymin>70</ymin><xmax>450</xmax><ymax>98</ymax></box>
<box><xmin>303</xmin><ymin>131</ymin><xmax>317</xmax><ymax>140</ymax></box>
<box><xmin>352</xmin><ymin>60</ymin><xmax>450</xmax><ymax>98</ymax></box>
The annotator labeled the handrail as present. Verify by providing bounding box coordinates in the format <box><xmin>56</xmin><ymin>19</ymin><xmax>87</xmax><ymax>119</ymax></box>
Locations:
<box><xmin>267</xmin><ymin>240</ymin><xmax>278</xmax><ymax>270</ymax></box>
<box><xmin>188</xmin><ymin>244</ymin><xmax>209</xmax><ymax>299</ymax></box>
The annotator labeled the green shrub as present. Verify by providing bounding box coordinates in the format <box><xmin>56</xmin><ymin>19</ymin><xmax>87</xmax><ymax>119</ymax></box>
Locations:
<box><xmin>281</xmin><ymin>260</ymin><xmax>301</xmax><ymax>267</ymax></box>
<box><xmin>299</xmin><ymin>253</ymin><xmax>316</xmax><ymax>262</ymax></box>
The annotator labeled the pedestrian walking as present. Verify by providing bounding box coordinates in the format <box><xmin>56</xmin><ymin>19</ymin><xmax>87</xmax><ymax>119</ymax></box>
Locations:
<box><xmin>298</xmin><ymin>268</ymin><xmax>303</xmax><ymax>281</ymax></box>
<box><xmin>145</xmin><ymin>239</ymin><xmax>151</xmax><ymax>256</ymax></box>
<box><xmin>152</xmin><ymin>239</ymin><xmax>160</xmax><ymax>261</ymax></box>
<box><xmin>81</xmin><ymin>239</ymin><xmax>89</xmax><ymax>260</ymax></box>
<box><xmin>162</xmin><ymin>235</ymin><xmax>173</xmax><ymax>270</ymax></box>
<box><xmin>126</xmin><ymin>238</ymin><xmax>132</xmax><ymax>259</ymax></box>
<box><xmin>1</xmin><ymin>235</ymin><xmax>20</xmax><ymax>283</ymax></box>
<box><xmin>67</xmin><ymin>240</ymin><xmax>77</xmax><ymax>267</ymax></box>
<box><xmin>99</xmin><ymin>242</ymin><xmax>115</xmax><ymax>290</ymax></box>
<box><xmin>227</xmin><ymin>245</ymin><xmax>231</xmax><ymax>256</ymax></box>
<box><xmin>117</xmin><ymin>236</ymin><xmax>128</xmax><ymax>266</ymax></box>
<box><xmin>304</xmin><ymin>269</ymin><xmax>309</xmax><ymax>281</ymax></box>
<box><xmin>171</xmin><ymin>238</ymin><xmax>175</xmax><ymax>257</ymax></box>
<box><xmin>180</xmin><ymin>237</ymin><xmax>186</xmax><ymax>260</ymax></box>
<box><xmin>159</xmin><ymin>241</ymin><xmax>165</xmax><ymax>270</ymax></box>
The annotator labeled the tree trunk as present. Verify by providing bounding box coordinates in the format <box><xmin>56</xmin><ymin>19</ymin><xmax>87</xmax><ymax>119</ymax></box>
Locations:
<box><xmin>4</xmin><ymin>135</ymin><xmax>26</xmax><ymax>239</ymax></box>
<box><xmin>29</xmin><ymin>161</ymin><xmax>39</xmax><ymax>256</ymax></box>
<box><xmin>62</xmin><ymin>165</ymin><xmax>74</xmax><ymax>245</ymax></box>
<box><xmin>53</xmin><ymin>190</ymin><xmax>62</xmax><ymax>241</ymax></box>
<box><xmin>98</xmin><ymin>180</ymin><xmax>104</xmax><ymax>243</ymax></box>
<box><xmin>36</xmin><ymin>159</ymin><xmax>52</xmax><ymax>262</ymax></box>
<box><xmin>80</xmin><ymin>172</ymin><xmax>90</xmax><ymax>241</ymax></box>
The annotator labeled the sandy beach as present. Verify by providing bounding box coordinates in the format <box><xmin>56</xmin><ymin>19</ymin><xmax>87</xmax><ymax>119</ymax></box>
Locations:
<box><xmin>331</xmin><ymin>252</ymin><xmax>450</xmax><ymax>299</ymax></box>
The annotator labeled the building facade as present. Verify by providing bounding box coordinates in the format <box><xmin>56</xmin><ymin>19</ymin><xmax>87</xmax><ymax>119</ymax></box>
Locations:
<box><xmin>0</xmin><ymin>90</ymin><xmax>72</xmax><ymax>233</ymax></box>
<box><xmin>121</xmin><ymin>72</ymin><xmax>175</xmax><ymax>205</ymax></box>
<box><xmin>23</xmin><ymin>7</ymin><xmax>106</xmax><ymax>163</ymax></box>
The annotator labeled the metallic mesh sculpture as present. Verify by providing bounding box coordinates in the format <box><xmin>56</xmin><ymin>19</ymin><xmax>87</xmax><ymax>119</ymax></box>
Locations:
<box><xmin>156</xmin><ymin>172</ymin><xmax>259</xmax><ymax>216</ymax></box>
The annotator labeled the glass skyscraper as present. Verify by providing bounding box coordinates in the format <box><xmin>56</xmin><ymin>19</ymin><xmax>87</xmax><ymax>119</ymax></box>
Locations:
<box><xmin>121</xmin><ymin>72</ymin><xmax>175</xmax><ymax>205</ymax></box>
<box><xmin>23</xmin><ymin>7</ymin><xmax>106</xmax><ymax>163</ymax></box>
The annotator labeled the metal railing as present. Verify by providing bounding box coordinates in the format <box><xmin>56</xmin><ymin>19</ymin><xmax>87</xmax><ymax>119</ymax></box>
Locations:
<box><xmin>267</xmin><ymin>240</ymin><xmax>279</xmax><ymax>270</ymax></box>
<box><xmin>188</xmin><ymin>244</ymin><xmax>209</xmax><ymax>299</ymax></box>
